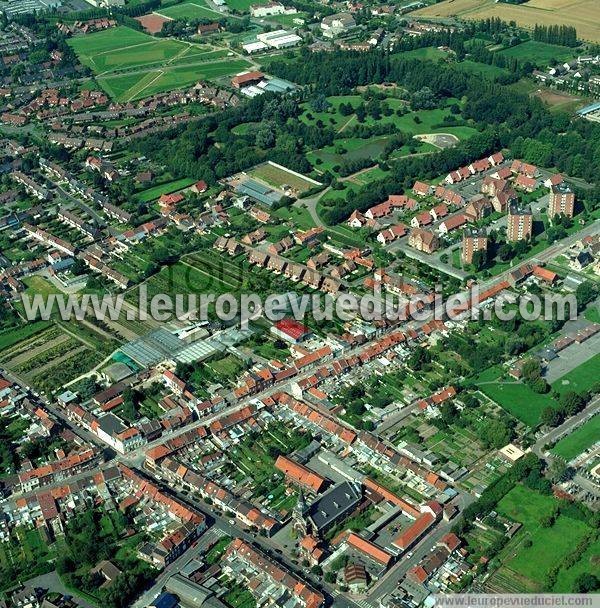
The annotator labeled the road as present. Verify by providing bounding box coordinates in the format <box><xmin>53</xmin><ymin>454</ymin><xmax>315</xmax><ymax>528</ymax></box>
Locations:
<box><xmin>532</xmin><ymin>393</ymin><xmax>600</xmax><ymax>457</ymax></box>
<box><xmin>369</xmin><ymin>493</ymin><xmax>475</xmax><ymax>602</ymax></box>
<box><xmin>132</xmin><ymin>468</ymin><xmax>365</xmax><ymax>608</ymax></box>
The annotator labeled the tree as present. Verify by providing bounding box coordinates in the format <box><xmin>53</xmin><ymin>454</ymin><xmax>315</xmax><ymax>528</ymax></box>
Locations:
<box><xmin>575</xmin><ymin>281</ymin><xmax>598</xmax><ymax>311</ymax></box>
<box><xmin>410</xmin><ymin>87</ymin><xmax>437</xmax><ymax>110</ymax></box>
<box><xmin>541</xmin><ymin>406</ymin><xmax>563</xmax><ymax>427</ymax></box>
<box><xmin>572</xmin><ymin>573</ymin><xmax>599</xmax><ymax>593</ymax></box>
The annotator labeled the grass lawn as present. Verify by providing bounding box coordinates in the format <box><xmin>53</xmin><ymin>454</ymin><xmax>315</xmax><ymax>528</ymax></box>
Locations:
<box><xmin>135</xmin><ymin>177</ymin><xmax>197</xmax><ymax>202</ymax></box>
<box><xmin>454</xmin><ymin>60</ymin><xmax>509</xmax><ymax>78</ymax></box>
<box><xmin>552</xmin><ymin>353</ymin><xmax>600</xmax><ymax>395</ymax></box>
<box><xmin>267</xmin><ymin>11</ymin><xmax>307</xmax><ymax>26</ymax></box>
<box><xmin>497</xmin><ymin>40</ymin><xmax>577</xmax><ymax>64</ymax></box>
<box><xmin>553</xmin><ymin>537</ymin><xmax>600</xmax><ymax>592</ymax></box>
<box><xmin>225</xmin><ymin>0</ymin><xmax>255</xmax><ymax>11</ymax></box>
<box><xmin>497</xmin><ymin>486</ymin><xmax>592</xmax><ymax>588</ymax></box>
<box><xmin>157</xmin><ymin>1</ymin><xmax>221</xmax><ymax>19</ymax></box>
<box><xmin>399</xmin><ymin>46</ymin><xmax>447</xmax><ymax>61</ymax></box>
<box><xmin>479</xmin><ymin>380</ymin><xmax>556</xmax><ymax>426</ymax></box>
<box><xmin>551</xmin><ymin>415</ymin><xmax>600</xmax><ymax>461</ymax></box>
<box><xmin>273</xmin><ymin>205</ymin><xmax>316</xmax><ymax>229</ymax></box>
<box><xmin>584</xmin><ymin>306</ymin><xmax>600</xmax><ymax>323</ymax></box>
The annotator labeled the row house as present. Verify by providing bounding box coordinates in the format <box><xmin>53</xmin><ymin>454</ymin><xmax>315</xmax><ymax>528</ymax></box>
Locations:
<box><xmin>22</xmin><ymin>224</ymin><xmax>76</xmax><ymax>256</ymax></box>
<box><xmin>57</xmin><ymin>207</ymin><xmax>101</xmax><ymax>239</ymax></box>
<box><xmin>214</xmin><ymin>236</ymin><xmax>242</xmax><ymax>256</ymax></box>
<box><xmin>11</xmin><ymin>171</ymin><xmax>50</xmax><ymax>200</ymax></box>
<box><xmin>511</xmin><ymin>159</ymin><xmax>538</xmax><ymax>178</ymax></box>
<box><xmin>433</xmin><ymin>186</ymin><xmax>464</xmax><ymax>207</ymax></box>
<box><xmin>438</xmin><ymin>214</ymin><xmax>467</xmax><ymax>235</ymax></box>
<box><xmin>377</xmin><ymin>224</ymin><xmax>406</xmax><ymax>245</ymax></box>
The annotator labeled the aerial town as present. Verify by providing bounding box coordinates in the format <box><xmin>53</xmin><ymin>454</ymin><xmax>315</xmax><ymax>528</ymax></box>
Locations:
<box><xmin>0</xmin><ymin>0</ymin><xmax>598</xmax><ymax>606</ymax></box>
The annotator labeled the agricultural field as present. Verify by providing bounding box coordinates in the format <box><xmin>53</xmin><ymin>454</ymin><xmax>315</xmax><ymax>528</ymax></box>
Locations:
<box><xmin>551</xmin><ymin>415</ymin><xmax>600</xmax><ymax>461</ymax></box>
<box><xmin>248</xmin><ymin>162</ymin><xmax>321</xmax><ymax>194</ymax></box>
<box><xmin>0</xmin><ymin>317</ymin><xmax>115</xmax><ymax>395</ymax></box>
<box><xmin>412</xmin><ymin>0</ymin><xmax>600</xmax><ymax>43</ymax></box>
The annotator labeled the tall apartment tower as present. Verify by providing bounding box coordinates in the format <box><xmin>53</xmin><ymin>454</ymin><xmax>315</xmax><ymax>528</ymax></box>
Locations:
<box><xmin>549</xmin><ymin>183</ymin><xmax>575</xmax><ymax>219</ymax></box>
<box><xmin>462</xmin><ymin>227</ymin><xmax>488</xmax><ymax>265</ymax></box>
<box><xmin>507</xmin><ymin>203</ymin><xmax>533</xmax><ymax>242</ymax></box>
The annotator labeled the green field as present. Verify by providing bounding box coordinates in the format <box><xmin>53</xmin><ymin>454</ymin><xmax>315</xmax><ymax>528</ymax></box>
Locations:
<box><xmin>480</xmin><ymin>380</ymin><xmax>556</xmax><ymax>426</ymax></box>
<box><xmin>99</xmin><ymin>58</ymin><xmax>252</xmax><ymax>101</ymax></box>
<box><xmin>135</xmin><ymin>177</ymin><xmax>197</xmax><ymax>203</ymax></box>
<box><xmin>496</xmin><ymin>486</ymin><xmax>595</xmax><ymax>590</ymax></box>
<box><xmin>68</xmin><ymin>26</ymin><xmax>187</xmax><ymax>73</ymax></box>
<box><xmin>69</xmin><ymin>25</ymin><xmax>251</xmax><ymax>101</ymax></box>
<box><xmin>551</xmin><ymin>415</ymin><xmax>600</xmax><ymax>461</ymax></box>
<box><xmin>157</xmin><ymin>1</ymin><xmax>221</xmax><ymax>19</ymax></box>
<box><xmin>552</xmin><ymin>353</ymin><xmax>600</xmax><ymax>395</ymax></box>
<box><xmin>225</xmin><ymin>0</ymin><xmax>255</xmax><ymax>11</ymax></box>
<box><xmin>497</xmin><ymin>40</ymin><xmax>577</xmax><ymax>64</ymax></box>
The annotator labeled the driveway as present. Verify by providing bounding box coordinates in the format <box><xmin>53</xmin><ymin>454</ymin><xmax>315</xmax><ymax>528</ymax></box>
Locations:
<box><xmin>25</xmin><ymin>571</ymin><xmax>95</xmax><ymax>608</ymax></box>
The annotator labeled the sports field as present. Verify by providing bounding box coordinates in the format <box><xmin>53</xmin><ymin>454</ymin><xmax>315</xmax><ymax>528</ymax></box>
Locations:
<box><xmin>551</xmin><ymin>415</ymin><xmax>600</xmax><ymax>461</ymax></box>
<box><xmin>552</xmin><ymin>353</ymin><xmax>600</xmax><ymax>395</ymax></box>
<box><xmin>69</xmin><ymin>25</ymin><xmax>252</xmax><ymax>101</ymax></box>
<box><xmin>157</xmin><ymin>1</ymin><xmax>221</xmax><ymax>20</ymax></box>
<box><xmin>225</xmin><ymin>0</ymin><xmax>255</xmax><ymax>11</ymax></box>
<box><xmin>412</xmin><ymin>0</ymin><xmax>600</xmax><ymax>43</ymax></box>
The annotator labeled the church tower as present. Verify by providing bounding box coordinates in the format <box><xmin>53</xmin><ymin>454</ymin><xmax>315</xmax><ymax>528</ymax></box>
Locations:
<box><xmin>293</xmin><ymin>489</ymin><xmax>308</xmax><ymax>536</ymax></box>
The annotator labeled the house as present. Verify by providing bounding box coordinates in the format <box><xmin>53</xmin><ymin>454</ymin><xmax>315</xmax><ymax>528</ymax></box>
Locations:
<box><xmin>544</xmin><ymin>174</ymin><xmax>564</xmax><ymax>188</ymax></box>
<box><xmin>347</xmin><ymin>210</ymin><xmax>366</xmax><ymax>228</ymax></box>
<box><xmin>410</xmin><ymin>211</ymin><xmax>433</xmax><ymax>228</ymax></box>
<box><xmin>344</xmin><ymin>563</ymin><xmax>368</xmax><ymax>593</ymax></box>
<box><xmin>294</xmin><ymin>226</ymin><xmax>324</xmax><ymax>247</ymax></box>
<box><xmin>515</xmin><ymin>174</ymin><xmax>538</xmax><ymax>192</ymax></box>
<box><xmin>190</xmin><ymin>180</ymin><xmax>208</xmax><ymax>194</ymax></box>
<box><xmin>413</xmin><ymin>181</ymin><xmax>431</xmax><ymax>197</ymax></box>
<box><xmin>438</xmin><ymin>214</ymin><xmax>466</xmax><ymax>235</ymax></box>
<box><xmin>197</xmin><ymin>22</ymin><xmax>220</xmax><ymax>35</ymax></box>
<box><xmin>571</xmin><ymin>251</ymin><xmax>593</xmax><ymax>270</ymax></box>
<box><xmin>430</xmin><ymin>204</ymin><xmax>448</xmax><ymax>221</ymax></box>
<box><xmin>511</xmin><ymin>160</ymin><xmax>538</xmax><ymax>178</ymax></box>
<box><xmin>377</xmin><ymin>224</ymin><xmax>406</xmax><ymax>245</ymax></box>
<box><xmin>408</xmin><ymin>229</ymin><xmax>439</xmax><ymax>254</ymax></box>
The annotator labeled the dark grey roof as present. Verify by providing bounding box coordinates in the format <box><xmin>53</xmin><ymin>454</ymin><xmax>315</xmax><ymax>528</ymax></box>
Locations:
<box><xmin>308</xmin><ymin>481</ymin><xmax>362</xmax><ymax>531</ymax></box>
